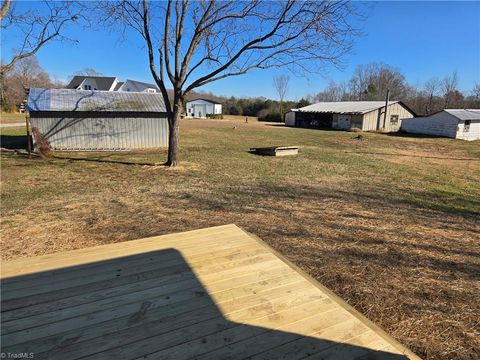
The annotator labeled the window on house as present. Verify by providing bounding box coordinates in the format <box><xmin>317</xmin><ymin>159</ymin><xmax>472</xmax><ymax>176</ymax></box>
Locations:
<box><xmin>464</xmin><ymin>120</ymin><xmax>471</xmax><ymax>132</ymax></box>
<box><xmin>84</xmin><ymin>85</ymin><xmax>92</xmax><ymax>90</ymax></box>
<box><xmin>147</xmin><ymin>88</ymin><xmax>156</xmax><ymax>93</ymax></box>
<box><xmin>390</xmin><ymin>115</ymin><xmax>399</xmax><ymax>125</ymax></box>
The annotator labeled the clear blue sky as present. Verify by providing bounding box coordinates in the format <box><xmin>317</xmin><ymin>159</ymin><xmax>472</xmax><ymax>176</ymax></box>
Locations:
<box><xmin>2</xmin><ymin>1</ymin><xmax>479</xmax><ymax>100</ymax></box>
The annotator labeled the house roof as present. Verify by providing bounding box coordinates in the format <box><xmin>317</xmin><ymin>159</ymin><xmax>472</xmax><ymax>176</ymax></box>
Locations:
<box><xmin>121</xmin><ymin>79</ymin><xmax>160</xmax><ymax>92</ymax></box>
<box><xmin>444</xmin><ymin>109</ymin><xmax>480</xmax><ymax>121</ymax></box>
<box><xmin>27</xmin><ymin>88</ymin><xmax>166</xmax><ymax>113</ymax></box>
<box><xmin>294</xmin><ymin>101</ymin><xmax>401</xmax><ymax>114</ymax></box>
<box><xmin>66</xmin><ymin>76</ymin><xmax>118</xmax><ymax>91</ymax></box>
<box><xmin>113</xmin><ymin>82</ymin><xmax>124</xmax><ymax>91</ymax></box>
<box><xmin>186</xmin><ymin>98</ymin><xmax>222</xmax><ymax>105</ymax></box>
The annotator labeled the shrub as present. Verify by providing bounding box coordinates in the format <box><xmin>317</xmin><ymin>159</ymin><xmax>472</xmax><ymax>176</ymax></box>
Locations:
<box><xmin>206</xmin><ymin>114</ymin><xmax>223</xmax><ymax>119</ymax></box>
<box><xmin>258</xmin><ymin>112</ymin><xmax>283</xmax><ymax>122</ymax></box>
<box><xmin>349</xmin><ymin>127</ymin><xmax>363</xmax><ymax>132</ymax></box>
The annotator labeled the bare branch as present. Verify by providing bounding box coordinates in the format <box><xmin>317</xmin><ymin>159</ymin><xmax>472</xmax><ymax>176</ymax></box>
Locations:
<box><xmin>1</xmin><ymin>1</ymin><xmax>81</xmax><ymax>75</ymax></box>
<box><xmin>0</xmin><ymin>0</ymin><xmax>10</xmax><ymax>21</ymax></box>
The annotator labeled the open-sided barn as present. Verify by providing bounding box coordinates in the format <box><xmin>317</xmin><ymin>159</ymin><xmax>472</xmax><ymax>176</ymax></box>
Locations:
<box><xmin>285</xmin><ymin>101</ymin><xmax>415</xmax><ymax>132</ymax></box>
<box><xmin>401</xmin><ymin>109</ymin><xmax>480</xmax><ymax>141</ymax></box>
<box><xmin>27</xmin><ymin>88</ymin><xmax>168</xmax><ymax>151</ymax></box>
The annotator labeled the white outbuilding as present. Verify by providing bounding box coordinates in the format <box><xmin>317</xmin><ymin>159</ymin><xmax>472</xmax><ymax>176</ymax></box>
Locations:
<box><xmin>185</xmin><ymin>98</ymin><xmax>222</xmax><ymax>119</ymax></box>
<box><xmin>401</xmin><ymin>109</ymin><xmax>480</xmax><ymax>141</ymax></box>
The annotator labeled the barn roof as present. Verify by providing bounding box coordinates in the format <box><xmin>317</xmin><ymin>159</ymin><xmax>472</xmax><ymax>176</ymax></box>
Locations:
<box><xmin>27</xmin><ymin>88</ymin><xmax>166</xmax><ymax>113</ymax></box>
<box><xmin>294</xmin><ymin>101</ymin><xmax>401</xmax><ymax>114</ymax></box>
<box><xmin>444</xmin><ymin>109</ymin><xmax>480</xmax><ymax>121</ymax></box>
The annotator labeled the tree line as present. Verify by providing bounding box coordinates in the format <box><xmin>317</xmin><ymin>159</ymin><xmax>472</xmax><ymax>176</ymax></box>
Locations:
<box><xmin>305</xmin><ymin>63</ymin><xmax>480</xmax><ymax>116</ymax></box>
<box><xmin>192</xmin><ymin>63</ymin><xmax>480</xmax><ymax>122</ymax></box>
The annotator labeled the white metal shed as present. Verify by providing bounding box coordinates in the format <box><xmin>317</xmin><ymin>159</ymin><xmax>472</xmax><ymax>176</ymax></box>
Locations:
<box><xmin>185</xmin><ymin>99</ymin><xmax>222</xmax><ymax>119</ymax></box>
<box><xmin>27</xmin><ymin>88</ymin><xmax>169</xmax><ymax>151</ymax></box>
<box><xmin>401</xmin><ymin>109</ymin><xmax>480</xmax><ymax>141</ymax></box>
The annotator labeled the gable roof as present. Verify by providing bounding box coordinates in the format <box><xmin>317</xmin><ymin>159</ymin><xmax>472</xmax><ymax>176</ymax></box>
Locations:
<box><xmin>186</xmin><ymin>98</ymin><xmax>222</xmax><ymax>105</ymax></box>
<box><xmin>66</xmin><ymin>76</ymin><xmax>117</xmax><ymax>91</ymax></box>
<box><xmin>444</xmin><ymin>109</ymin><xmax>480</xmax><ymax>121</ymax></box>
<box><xmin>294</xmin><ymin>101</ymin><xmax>405</xmax><ymax>115</ymax></box>
<box><xmin>120</xmin><ymin>79</ymin><xmax>160</xmax><ymax>92</ymax></box>
<box><xmin>113</xmin><ymin>82</ymin><xmax>124</xmax><ymax>91</ymax></box>
<box><xmin>27</xmin><ymin>88</ymin><xmax>166</xmax><ymax>113</ymax></box>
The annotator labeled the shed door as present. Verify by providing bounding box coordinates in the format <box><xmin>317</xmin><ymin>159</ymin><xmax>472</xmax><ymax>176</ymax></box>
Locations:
<box><xmin>337</xmin><ymin>115</ymin><xmax>351</xmax><ymax>130</ymax></box>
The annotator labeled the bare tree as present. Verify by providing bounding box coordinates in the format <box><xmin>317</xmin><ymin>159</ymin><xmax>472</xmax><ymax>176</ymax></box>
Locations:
<box><xmin>2</xmin><ymin>56</ymin><xmax>52</xmax><ymax>111</ymax></box>
<box><xmin>442</xmin><ymin>71</ymin><xmax>458</xmax><ymax>108</ymax></box>
<box><xmin>470</xmin><ymin>83</ymin><xmax>480</xmax><ymax>107</ymax></box>
<box><xmin>0</xmin><ymin>0</ymin><xmax>82</xmax><ymax>75</ymax></box>
<box><xmin>349</xmin><ymin>63</ymin><xmax>406</xmax><ymax>101</ymax></box>
<box><xmin>423</xmin><ymin>77</ymin><xmax>441</xmax><ymax>114</ymax></box>
<box><xmin>74</xmin><ymin>68</ymin><xmax>105</xmax><ymax>77</ymax></box>
<box><xmin>102</xmin><ymin>0</ymin><xmax>357</xmax><ymax>166</ymax></box>
<box><xmin>273</xmin><ymin>74</ymin><xmax>290</xmax><ymax>115</ymax></box>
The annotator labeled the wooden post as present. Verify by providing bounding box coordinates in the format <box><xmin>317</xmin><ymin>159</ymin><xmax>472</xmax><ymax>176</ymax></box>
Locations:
<box><xmin>383</xmin><ymin>89</ymin><xmax>390</xmax><ymax>129</ymax></box>
<box><xmin>25</xmin><ymin>114</ymin><xmax>31</xmax><ymax>158</ymax></box>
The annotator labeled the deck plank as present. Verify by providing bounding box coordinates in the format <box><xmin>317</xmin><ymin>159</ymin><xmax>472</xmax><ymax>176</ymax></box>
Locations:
<box><xmin>0</xmin><ymin>224</ymin><xmax>420</xmax><ymax>359</ymax></box>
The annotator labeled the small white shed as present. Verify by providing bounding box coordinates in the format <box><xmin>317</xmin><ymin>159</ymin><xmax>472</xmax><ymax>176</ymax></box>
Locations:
<box><xmin>401</xmin><ymin>109</ymin><xmax>480</xmax><ymax>141</ymax></box>
<box><xmin>185</xmin><ymin>98</ymin><xmax>222</xmax><ymax>119</ymax></box>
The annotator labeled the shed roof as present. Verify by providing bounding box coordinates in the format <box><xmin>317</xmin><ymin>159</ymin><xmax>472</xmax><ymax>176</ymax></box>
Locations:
<box><xmin>293</xmin><ymin>101</ymin><xmax>400</xmax><ymax>114</ymax></box>
<box><xmin>66</xmin><ymin>76</ymin><xmax>118</xmax><ymax>91</ymax></box>
<box><xmin>186</xmin><ymin>98</ymin><xmax>222</xmax><ymax>105</ymax></box>
<box><xmin>444</xmin><ymin>109</ymin><xmax>480</xmax><ymax>121</ymax></box>
<box><xmin>27</xmin><ymin>88</ymin><xmax>166</xmax><ymax>113</ymax></box>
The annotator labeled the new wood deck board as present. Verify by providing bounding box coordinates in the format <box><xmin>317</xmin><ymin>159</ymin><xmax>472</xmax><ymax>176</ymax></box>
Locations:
<box><xmin>1</xmin><ymin>224</ymin><xmax>420</xmax><ymax>359</ymax></box>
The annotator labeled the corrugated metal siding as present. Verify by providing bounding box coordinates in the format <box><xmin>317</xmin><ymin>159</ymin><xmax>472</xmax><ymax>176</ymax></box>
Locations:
<box><xmin>401</xmin><ymin>112</ymin><xmax>458</xmax><ymax>138</ymax></box>
<box><xmin>361</xmin><ymin>103</ymin><xmax>414</xmax><ymax>132</ymax></box>
<box><xmin>362</xmin><ymin>110</ymin><xmax>379</xmax><ymax>131</ymax></box>
<box><xmin>30</xmin><ymin>116</ymin><xmax>168</xmax><ymax>151</ymax></box>
<box><xmin>456</xmin><ymin>120</ymin><xmax>480</xmax><ymax>141</ymax></box>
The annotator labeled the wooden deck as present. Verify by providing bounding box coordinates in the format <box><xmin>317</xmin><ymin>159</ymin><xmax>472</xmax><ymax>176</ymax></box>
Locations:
<box><xmin>1</xmin><ymin>224</ymin><xmax>420</xmax><ymax>359</ymax></box>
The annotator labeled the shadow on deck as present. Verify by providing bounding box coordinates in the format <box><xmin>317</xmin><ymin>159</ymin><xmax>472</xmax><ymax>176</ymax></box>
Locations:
<box><xmin>1</xmin><ymin>249</ymin><xmax>410</xmax><ymax>359</ymax></box>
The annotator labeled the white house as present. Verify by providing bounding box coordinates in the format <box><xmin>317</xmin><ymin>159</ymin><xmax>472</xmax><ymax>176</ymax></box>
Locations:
<box><xmin>66</xmin><ymin>76</ymin><xmax>159</xmax><ymax>93</ymax></box>
<box><xmin>401</xmin><ymin>109</ymin><xmax>480</xmax><ymax>141</ymax></box>
<box><xmin>67</xmin><ymin>76</ymin><xmax>119</xmax><ymax>91</ymax></box>
<box><xmin>185</xmin><ymin>98</ymin><xmax>222</xmax><ymax>119</ymax></box>
<box><xmin>115</xmin><ymin>79</ymin><xmax>159</xmax><ymax>93</ymax></box>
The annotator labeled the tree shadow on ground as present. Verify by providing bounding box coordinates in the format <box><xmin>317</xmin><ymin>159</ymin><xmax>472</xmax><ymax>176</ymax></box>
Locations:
<box><xmin>1</xmin><ymin>249</ymin><xmax>410</xmax><ymax>359</ymax></box>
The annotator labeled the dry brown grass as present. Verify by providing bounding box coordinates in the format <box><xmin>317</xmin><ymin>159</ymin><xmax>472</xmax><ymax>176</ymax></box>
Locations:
<box><xmin>0</xmin><ymin>112</ymin><xmax>26</xmax><ymax>124</ymax></box>
<box><xmin>1</xmin><ymin>120</ymin><xmax>479</xmax><ymax>359</ymax></box>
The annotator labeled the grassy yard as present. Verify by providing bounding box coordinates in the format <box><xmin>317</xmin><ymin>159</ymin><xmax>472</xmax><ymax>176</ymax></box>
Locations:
<box><xmin>0</xmin><ymin>112</ymin><xmax>26</xmax><ymax>124</ymax></box>
<box><xmin>1</xmin><ymin>119</ymin><xmax>479</xmax><ymax>359</ymax></box>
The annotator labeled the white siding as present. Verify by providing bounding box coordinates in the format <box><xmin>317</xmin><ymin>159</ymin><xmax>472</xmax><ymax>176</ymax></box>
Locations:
<box><xmin>214</xmin><ymin>103</ymin><xmax>223</xmax><ymax>114</ymax></box>
<box><xmin>185</xmin><ymin>99</ymin><xmax>221</xmax><ymax>118</ymax></box>
<box><xmin>30</xmin><ymin>115</ymin><xmax>169</xmax><ymax>150</ymax></box>
<box><xmin>285</xmin><ymin>112</ymin><xmax>295</xmax><ymax>126</ymax></box>
<box><xmin>78</xmin><ymin>79</ymin><xmax>98</xmax><ymax>91</ymax></box>
<box><xmin>401</xmin><ymin>111</ymin><xmax>459</xmax><ymax>138</ymax></box>
<box><xmin>456</xmin><ymin>120</ymin><xmax>480</xmax><ymax>141</ymax></box>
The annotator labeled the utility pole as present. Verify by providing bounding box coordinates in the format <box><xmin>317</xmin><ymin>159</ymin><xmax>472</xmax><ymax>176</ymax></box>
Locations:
<box><xmin>382</xmin><ymin>89</ymin><xmax>390</xmax><ymax>129</ymax></box>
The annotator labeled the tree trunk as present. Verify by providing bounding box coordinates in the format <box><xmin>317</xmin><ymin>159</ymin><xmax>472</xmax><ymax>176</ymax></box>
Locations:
<box><xmin>166</xmin><ymin>99</ymin><xmax>182</xmax><ymax>167</ymax></box>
